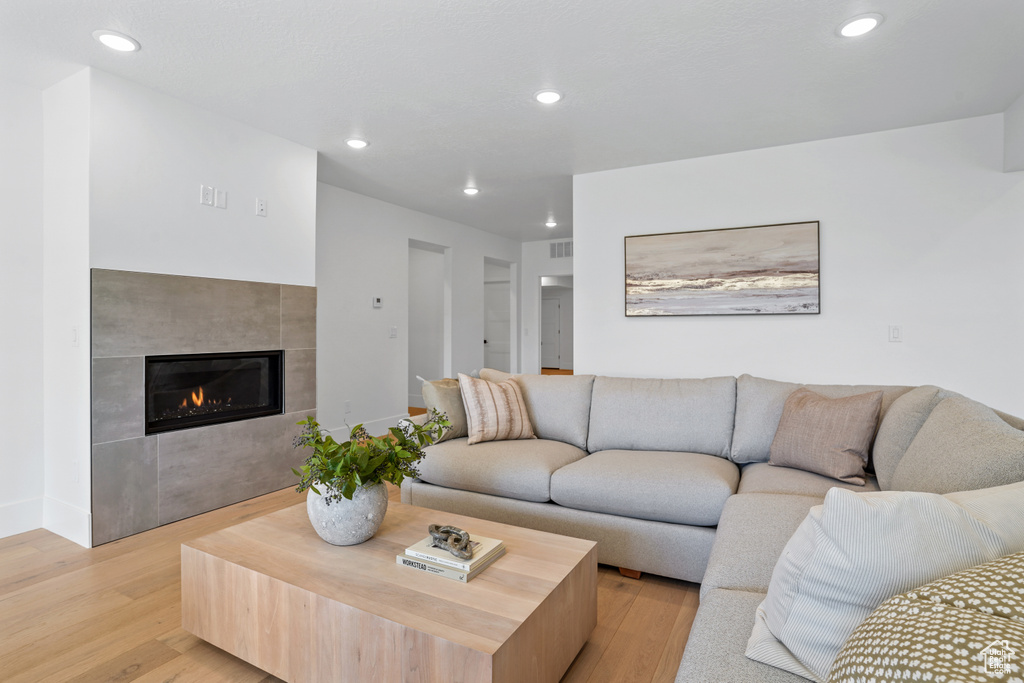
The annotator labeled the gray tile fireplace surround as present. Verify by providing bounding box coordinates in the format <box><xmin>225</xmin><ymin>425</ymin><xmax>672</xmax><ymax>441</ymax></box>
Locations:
<box><xmin>91</xmin><ymin>269</ymin><xmax>316</xmax><ymax>545</ymax></box>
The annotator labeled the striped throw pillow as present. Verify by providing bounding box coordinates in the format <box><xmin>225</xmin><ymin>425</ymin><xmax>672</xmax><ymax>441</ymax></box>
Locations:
<box><xmin>458</xmin><ymin>373</ymin><xmax>536</xmax><ymax>444</ymax></box>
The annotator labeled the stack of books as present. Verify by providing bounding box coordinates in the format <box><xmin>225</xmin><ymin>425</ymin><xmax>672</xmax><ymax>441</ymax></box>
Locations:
<box><xmin>397</xmin><ymin>534</ymin><xmax>505</xmax><ymax>582</ymax></box>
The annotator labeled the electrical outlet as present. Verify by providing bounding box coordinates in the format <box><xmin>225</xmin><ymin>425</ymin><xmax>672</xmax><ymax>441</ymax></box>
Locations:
<box><xmin>199</xmin><ymin>184</ymin><xmax>214</xmax><ymax>206</ymax></box>
<box><xmin>389</xmin><ymin>326</ymin><xmax>398</xmax><ymax>338</ymax></box>
<box><xmin>256</xmin><ymin>198</ymin><xmax>267</xmax><ymax>217</ymax></box>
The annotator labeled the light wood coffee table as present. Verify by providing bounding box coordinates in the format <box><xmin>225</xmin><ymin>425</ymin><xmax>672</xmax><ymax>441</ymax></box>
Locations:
<box><xmin>181</xmin><ymin>501</ymin><xmax>597</xmax><ymax>682</ymax></box>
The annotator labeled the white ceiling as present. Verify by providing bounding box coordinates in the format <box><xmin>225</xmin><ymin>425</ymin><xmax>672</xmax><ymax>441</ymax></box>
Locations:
<box><xmin>3</xmin><ymin>0</ymin><xmax>1023</xmax><ymax>242</ymax></box>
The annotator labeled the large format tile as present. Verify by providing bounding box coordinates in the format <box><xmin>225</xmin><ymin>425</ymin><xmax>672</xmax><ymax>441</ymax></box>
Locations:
<box><xmin>92</xmin><ymin>437</ymin><xmax>159</xmax><ymax>545</ymax></box>
<box><xmin>157</xmin><ymin>411</ymin><xmax>310</xmax><ymax>525</ymax></box>
<box><xmin>281</xmin><ymin>285</ymin><xmax>316</xmax><ymax>349</ymax></box>
<box><xmin>92</xmin><ymin>269</ymin><xmax>282</xmax><ymax>358</ymax></box>
<box><xmin>92</xmin><ymin>356</ymin><xmax>144</xmax><ymax>444</ymax></box>
<box><xmin>285</xmin><ymin>349</ymin><xmax>317</xmax><ymax>414</ymax></box>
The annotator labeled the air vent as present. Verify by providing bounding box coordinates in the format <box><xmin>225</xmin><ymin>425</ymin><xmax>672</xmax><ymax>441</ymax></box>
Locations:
<box><xmin>549</xmin><ymin>240</ymin><xmax>573</xmax><ymax>259</ymax></box>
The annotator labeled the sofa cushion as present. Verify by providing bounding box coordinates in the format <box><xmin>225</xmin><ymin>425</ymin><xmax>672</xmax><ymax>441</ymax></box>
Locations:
<box><xmin>416</xmin><ymin>437</ymin><xmax>586</xmax><ymax>502</ymax></box>
<box><xmin>746</xmin><ymin>481</ymin><xmax>1024</xmax><ymax>682</ymax></box>
<box><xmin>890</xmin><ymin>395</ymin><xmax>1024</xmax><ymax>494</ymax></box>
<box><xmin>587</xmin><ymin>376</ymin><xmax>736</xmax><ymax>457</ymax></box>
<box><xmin>458</xmin><ymin>374</ymin><xmax>536</xmax><ymax>444</ymax></box>
<box><xmin>420</xmin><ymin>377</ymin><xmax>468</xmax><ymax>442</ymax></box>
<box><xmin>768</xmin><ymin>388</ymin><xmax>883</xmax><ymax>485</ymax></box>
<box><xmin>675</xmin><ymin>588</ymin><xmax>808</xmax><ymax>683</ymax></box>
<box><xmin>731</xmin><ymin>375</ymin><xmax>911</xmax><ymax>464</ymax></box>
<box><xmin>700</xmin><ymin>492</ymin><xmax>823</xmax><ymax>599</ymax></box>
<box><xmin>550</xmin><ymin>450</ymin><xmax>738</xmax><ymax>526</ymax></box>
<box><xmin>738</xmin><ymin>463</ymin><xmax>879</xmax><ymax>497</ymax></box>
<box><xmin>872</xmin><ymin>385</ymin><xmax>957</xmax><ymax>490</ymax></box>
<box><xmin>513</xmin><ymin>374</ymin><xmax>595</xmax><ymax>450</ymax></box>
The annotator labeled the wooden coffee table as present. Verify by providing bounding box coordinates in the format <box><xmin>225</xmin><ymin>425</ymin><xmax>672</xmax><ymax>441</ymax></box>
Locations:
<box><xmin>181</xmin><ymin>501</ymin><xmax>597</xmax><ymax>682</ymax></box>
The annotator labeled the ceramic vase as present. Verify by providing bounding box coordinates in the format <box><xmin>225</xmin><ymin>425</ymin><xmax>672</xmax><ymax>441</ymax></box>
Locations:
<box><xmin>306</xmin><ymin>482</ymin><xmax>388</xmax><ymax>545</ymax></box>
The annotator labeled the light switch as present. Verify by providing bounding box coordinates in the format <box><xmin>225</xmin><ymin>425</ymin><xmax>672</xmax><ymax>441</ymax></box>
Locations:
<box><xmin>888</xmin><ymin>325</ymin><xmax>902</xmax><ymax>343</ymax></box>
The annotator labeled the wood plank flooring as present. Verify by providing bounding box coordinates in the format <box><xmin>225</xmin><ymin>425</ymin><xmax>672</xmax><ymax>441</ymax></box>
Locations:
<box><xmin>0</xmin><ymin>485</ymin><xmax>698</xmax><ymax>683</ymax></box>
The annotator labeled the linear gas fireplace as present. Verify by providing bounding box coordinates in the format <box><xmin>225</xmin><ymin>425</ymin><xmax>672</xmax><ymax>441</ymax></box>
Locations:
<box><xmin>145</xmin><ymin>350</ymin><xmax>284</xmax><ymax>434</ymax></box>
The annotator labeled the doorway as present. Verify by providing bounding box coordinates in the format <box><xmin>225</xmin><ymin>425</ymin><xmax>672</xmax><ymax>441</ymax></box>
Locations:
<box><xmin>540</xmin><ymin>276</ymin><xmax>573</xmax><ymax>371</ymax></box>
<box><xmin>408</xmin><ymin>241</ymin><xmax>450</xmax><ymax>409</ymax></box>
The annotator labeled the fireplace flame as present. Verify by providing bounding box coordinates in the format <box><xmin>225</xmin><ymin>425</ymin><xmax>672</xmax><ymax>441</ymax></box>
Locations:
<box><xmin>191</xmin><ymin>386</ymin><xmax>204</xmax><ymax>407</ymax></box>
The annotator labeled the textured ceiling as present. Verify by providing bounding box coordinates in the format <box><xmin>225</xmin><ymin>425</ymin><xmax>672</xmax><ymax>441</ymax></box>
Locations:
<box><xmin>3</xmin><ymin>0</ymin><xmax>1024</xmax><ymax>242</ymax></box>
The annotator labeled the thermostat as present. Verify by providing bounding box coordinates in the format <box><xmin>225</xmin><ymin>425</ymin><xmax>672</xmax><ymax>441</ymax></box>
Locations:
<box><xmin>372</xmin><ymin>296</ymin><xmax>383</xmax><ymax>308</ymax></box>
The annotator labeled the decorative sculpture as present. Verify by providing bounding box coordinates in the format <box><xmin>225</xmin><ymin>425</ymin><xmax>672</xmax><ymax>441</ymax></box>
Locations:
<box><xmin>428</xmin><ymin>524</ymin><xmax>474</xmax><ymax>560</ymax></box>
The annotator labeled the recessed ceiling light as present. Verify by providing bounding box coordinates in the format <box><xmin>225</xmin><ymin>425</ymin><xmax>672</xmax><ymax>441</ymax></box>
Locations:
<box><xmin>463</xmin><ymin>187</ymin><xmax>479</xmax><ymax>196</ymax></box>
<box><xmin>345</xmin><ymin>138</ymin><xmax>368</xmax><ymax>149</ymax></box>
<box><xmin>546</xmin><ymin>221</ymin><xmax>557</xmax><ymax>228</ymax></box>
<box><xmin>535</xmin><ymin>90</ymin><xmax>562</xmax><ymax>104</ymax></box>
<box><xmin>92</xmin><ymin>29</ymin><xmax>140</xmax><ymax>52</ymax></box>
<box><xmin>838</xmin><ymin>13</ymin><xmax>883</xmax><ymax>37</ymax></box>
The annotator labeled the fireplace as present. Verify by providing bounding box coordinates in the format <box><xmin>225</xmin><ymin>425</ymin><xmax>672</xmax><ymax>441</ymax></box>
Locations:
<box><xmin>145</xmin><ymin>350</ymin><xmax>284</xmax><ymax>434</ymax></box>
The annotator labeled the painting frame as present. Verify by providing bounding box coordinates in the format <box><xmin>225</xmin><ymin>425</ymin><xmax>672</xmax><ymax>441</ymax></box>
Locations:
<box><xmin>624</xmin><ymin>221</ymin><xmax>820</xmax><ymax>317</ymax></box>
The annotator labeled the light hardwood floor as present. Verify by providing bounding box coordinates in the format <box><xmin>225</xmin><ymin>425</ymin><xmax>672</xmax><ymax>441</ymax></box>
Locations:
<box><xmin>0</xmin><ymin>485</ymin><xmax>698</xmax><ymax>683</ymax></box>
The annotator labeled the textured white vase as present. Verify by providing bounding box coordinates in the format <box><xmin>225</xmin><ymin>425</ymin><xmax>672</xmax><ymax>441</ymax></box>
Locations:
<box><xmin>305</xmin><ymin>482</ymin><xmax>389</xmax><ymax>545</ymax></box>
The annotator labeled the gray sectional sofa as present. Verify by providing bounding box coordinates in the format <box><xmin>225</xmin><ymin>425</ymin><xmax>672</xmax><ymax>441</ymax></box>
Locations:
<box><xmin>400</xmin><ymin>371</ymin><xmax>1024</xmax><ymax>683</ymax></box>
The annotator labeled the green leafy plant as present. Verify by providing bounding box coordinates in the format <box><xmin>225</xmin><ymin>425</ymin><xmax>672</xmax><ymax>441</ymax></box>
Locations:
<box><xmin>291</xmin><ymin>411</ymin><xmax>450</xmax><ymax>504</ymax></box>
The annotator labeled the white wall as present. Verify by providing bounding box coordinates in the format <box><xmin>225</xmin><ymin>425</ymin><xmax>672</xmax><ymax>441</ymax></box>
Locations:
<box><xmin>42</xmin><ymin>70</ymin><xmax>93</xmax><ymax>546</ymax></box>
<box><xmin>0</xmin><ymin>79</ymin><xmax>45</xmax><ymax>538</ymax></box>
<box><xmin>574</xmin><ymin>115</ymin><xmax>1024</xmax><ymax>416</ymax></box>
<box><xmin>408</xmin><ymin>244</ymin><xmax>446</xmax><ymax>407</ymax></box>
<box><xmin>1005</xmin><ymin>90</ymin><xmax>1024</xmax><ymax>172</ymax></box>
<box><xmin>521</xmin><ymin>239</ymin><xmax>574</xmax><ymax>373</ymax></box>
<box><xmin>317</xmin><ymin>183</ymin><xmax>520</xmax><ymax>435</ymax></box>
<box><xmin>89</xmin><ymin>69</ymin><xmax>317</xmax><ymax>285</ymax></box>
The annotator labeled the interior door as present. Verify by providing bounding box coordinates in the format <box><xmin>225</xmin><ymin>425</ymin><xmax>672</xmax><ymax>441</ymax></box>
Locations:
<box><xmin>541</xmin><ymin>298</ymin><xmax>560</xmax><ymax>368</ymax></box>
<box><xmin>484</xmin><ymin>280</ymin><xmax>511</xmax><ymax>372</ymax></box>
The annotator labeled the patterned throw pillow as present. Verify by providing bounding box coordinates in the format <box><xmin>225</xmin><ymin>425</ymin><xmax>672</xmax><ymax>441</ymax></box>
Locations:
<box><xmin>769</xmin><ymin>388</ymin><xmax>883</xmax><ymax>484</ymax></box>
<box><xmin>829</xmin><ymin>551</ymin><xmax>1024</xmax><ymax>683</ymax></box>
<box><xmin>458</xmin><ymin>373</ymin><xmax>536</xmax><ymax>445</ymax></box>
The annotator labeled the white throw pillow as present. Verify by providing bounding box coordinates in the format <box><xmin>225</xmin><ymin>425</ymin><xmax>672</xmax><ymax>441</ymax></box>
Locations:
<box><xmin>745</xmin><ymin>480</ymin><xmax>1024</xmax><ymax>682</ymax></box>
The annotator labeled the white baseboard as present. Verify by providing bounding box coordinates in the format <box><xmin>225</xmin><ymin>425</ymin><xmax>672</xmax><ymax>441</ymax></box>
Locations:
<box><xmin>0</xmin><ymin>497</ymin><xmax>44</xmax><ymax>541</ymax></box>
<box><xmin>325</xmin><ymin>413</ymin><xmax>411</xmax><ymax>440</ymax></box>
<box><xmin>43</xmin><ymin>496</ymin><xmax>92</xmax><ymax>548</ymax></box>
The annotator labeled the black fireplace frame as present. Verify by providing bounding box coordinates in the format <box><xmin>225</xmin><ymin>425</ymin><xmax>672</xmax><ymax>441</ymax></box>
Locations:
<box><xmin>144</xmin><ymin>350</ymin><xmax>284</xmax><ymax>435</ymax></box>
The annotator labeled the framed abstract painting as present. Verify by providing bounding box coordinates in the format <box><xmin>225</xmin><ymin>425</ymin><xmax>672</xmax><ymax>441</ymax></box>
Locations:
<box><xmin>624</xmin><ymin>221</ymin><xmax>820</xmax><ymax>316</ymax></box>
